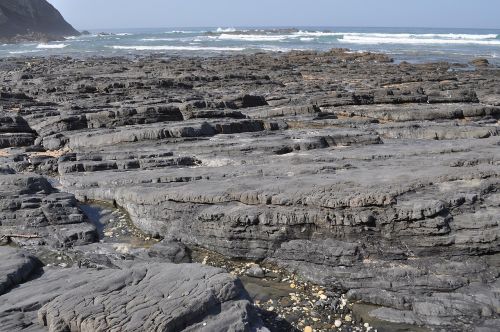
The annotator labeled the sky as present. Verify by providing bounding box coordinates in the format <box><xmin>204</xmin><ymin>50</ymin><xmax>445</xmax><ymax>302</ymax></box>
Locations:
<box><xmin>47</xmin><ymin>0</ymin><xmax>500</xmax><ymax>30</ymax></box>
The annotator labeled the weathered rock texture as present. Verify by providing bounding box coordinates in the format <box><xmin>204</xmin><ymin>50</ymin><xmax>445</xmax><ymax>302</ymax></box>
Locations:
<box><xmin>0</xmin><ymin>49</ymin><xmax>499</xmax><ymax>331</ymax></box>
<box><xmin>0</xmin><ymin>173</ymin><xmax>97</xmax><ymax>248</ymax></box>
<box><xmin>0</xmin><ymin>248</ymin><xmax>264</xmax><ymax>332</ymax></box>
<box><xmin>0</xmin><ymin>247</ymin><xmax>41</xmax><ymax>295</ymax></box>
<box><xmin>0</xmin><ymin>0</ymin><xmax>79</xmax><ymax>41</ymax></box>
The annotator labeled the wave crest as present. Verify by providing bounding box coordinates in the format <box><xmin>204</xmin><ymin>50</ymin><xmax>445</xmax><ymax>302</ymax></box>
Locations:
<box><xmin>36</xmin><ymin>43</ymin><xmax>68</xmax><ymax>49</ymax></box>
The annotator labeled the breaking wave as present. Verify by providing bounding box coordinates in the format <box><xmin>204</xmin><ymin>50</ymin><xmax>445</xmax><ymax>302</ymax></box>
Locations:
<box><xmin>36</xmin><ymin>43</ymin><xmax>68</xmax><ymax>49</ymax></box>
<box><xmin>337</xmin><ymin>33</ymin><xmax>500</xmax><ymax>45</ymax></box>
<box><xmin>215</xmin><ymin>27</ymin><xmax>237</xmax><ymax>33</ymax></box>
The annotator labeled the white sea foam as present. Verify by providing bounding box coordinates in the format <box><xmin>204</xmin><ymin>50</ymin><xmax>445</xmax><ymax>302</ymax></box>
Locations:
<box><xmin>407</xmin><ymin>33</ymin><xmax>497</xmax><ymax>40</ymax></box>
<box><xmin>8</xmin><ymin>50</ymin><xmax>42</xmax><ymax>54</ymax></box>
<box><xmin>287</xmin><ymin>31</ymin><xmax>500</xmax><ymax>45</ymax></box>
<box><xmin>337</xmin><ymin>32</ymin><xmax>498</xmax><ymax>39</ymax></box>
<box><xmin>111</xmin><ymin>45</ymin><xmax>245</xmax><ymax>51</ymax></box>
<box><xmin>293</xmin><ymin>31</ymin><xmax>342</xmax><ymax>37</ymax></box>
<box><xmin>218</xmin><ymin>34</ymin><xmax>289</xmax><ymax>41</ymax></box>
<box><xmin>36</xmin><ymin>43</ymin><xmax>68</xmax><ymax>49</ymax></box>
<box><xmin>116</xmin><ymin>33</ymin><xmax>133</xmax><ymax>36</ymax></box>
<box><xmin>216</xmin><ymin>27</ymin><xmax>237</xmax><ymax>33</ymax></box>
<box><xmin>339</xmin><ymin>34</ymin><xmax>500</xmax><ymax>45</ymax></box>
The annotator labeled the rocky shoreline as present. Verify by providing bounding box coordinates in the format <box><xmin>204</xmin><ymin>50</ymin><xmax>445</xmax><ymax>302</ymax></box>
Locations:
<box><xmin>0</xmin><ymin>49</ymin><xmax>499</xmax><ymax>331</ymax></box>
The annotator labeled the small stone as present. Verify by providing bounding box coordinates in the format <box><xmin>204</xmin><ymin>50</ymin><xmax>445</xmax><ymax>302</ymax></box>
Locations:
<box><xmin>345</xmin><ymin>314</ymin><xmax>352</xmax><ymax>322</ymax></box>
<box><xmin>319</xmin><ymin>294</ymin><xmax>328</xmax><ymax>300</ymax></box>
<box><xmin>290</xmin><ymin>283</ymin><xmax>296</xmax><ymax>289</ymax></box>
<box><xmin>268</xmin><ymin>306</ymin><xmax>274</xmax><ymax>311</ymax></box>
<box><xmin>279</xmin><ymin>298</ymin><xmax>293</xmax><ymax>307</ymax></box>
<box><xmin>246</xmin><ymin>264</ymin><xmax>265</xmax><ymax>278</ymax></box>
<box><xmin>304</xmin><ymin>326</ymin><xmax>313</xmax><ymax>332</ymax></box>
<box><xmin>334</xmin><ymin>320</ymin><xmax>342</xmax><ymax>328</ymax></box>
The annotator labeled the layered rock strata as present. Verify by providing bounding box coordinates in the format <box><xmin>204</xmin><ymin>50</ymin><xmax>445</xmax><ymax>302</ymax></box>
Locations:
<box><xmin>0</xmin><ymin>49</ymin><xmax>499</xmax><ymax>331</ymax></box>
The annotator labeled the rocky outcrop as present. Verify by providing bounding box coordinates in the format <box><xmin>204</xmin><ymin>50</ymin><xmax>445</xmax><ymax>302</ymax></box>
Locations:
<box><xmin>0</xmin><ymin>49</ymin><xmax>499</xmax><ymax>331</ymax></box>
<box><xmin>0</xmin><ymin>0</ymin><xmax>79</xmax><ymax>42</ymax></box>
<box><xmin>0</xmin><ymin>248</ymin><xmax>266</xmax><ymax>331</ymax></box>
<box><xmin>0</xmin><ymin>111</ymin><xmax>36</xmax><ymax>148</ymax></box>
<box><xmin>0</xmin><ymin>173</ymin><xmax>97</xmax><ymax>248</ymax></box>
<box><xmin>0</xmin><ymin>247</ymin><xmax>41</xmax><ymax>295</ymax></box>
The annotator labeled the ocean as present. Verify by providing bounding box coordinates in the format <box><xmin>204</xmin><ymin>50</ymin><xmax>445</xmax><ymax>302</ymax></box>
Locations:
<box><xmin>2</xmin><ymin>26</ymin><xmax>500</xmax><ymax>64</ymax></box>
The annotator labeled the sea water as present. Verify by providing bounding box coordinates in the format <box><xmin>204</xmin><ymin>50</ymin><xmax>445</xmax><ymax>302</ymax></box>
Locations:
<box><xmin>1</xmin><ymin>26</ymin><xmax>499</xmax><ymax>64</ymax></box>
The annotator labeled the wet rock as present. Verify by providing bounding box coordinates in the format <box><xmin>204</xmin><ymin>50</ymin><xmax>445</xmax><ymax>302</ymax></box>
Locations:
<box><xmin>144</xmin><ymin>239</ymin><xmax>190</xmax><ymax>263</ymax></box>
<box><xmin>470</xmin><ymin>58</ymin><xmax>490</xmax><ymax>67</ymax></box>
<box><xmin>246</xmin><ymin>264</ymin><xmax>266</xmax><ymax>278</ymax></box>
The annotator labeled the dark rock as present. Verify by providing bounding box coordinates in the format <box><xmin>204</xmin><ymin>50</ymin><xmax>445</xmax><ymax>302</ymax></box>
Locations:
<box><xmin>0</xmin><ymin>0</ymin><xmax>79</xmax><ymax>42</ymax></box>
<box><xmin>0</xmin><ymin>111</ymin><xmax>36</xmax><ymax>148</ymax></box>
<box><xmin>145</xmin><ymin>239</ymin><xmax>190</xmax><ymax>263</ymax></box>
<box><xmin>246</xmin><ymin>264</ymin><xmax>266</xmax><ymax>278</ymax></box>
<box><xmin>240</xmin><ymin>95</ymin><xmax>269</xmax><ymax>108</ymax></box>
<box><xmin>0</xmin><ymin>247</ymin><xmax>41</xmax><ymax>295</ymax></box>
<box><xmin>470</xmin><ymin>58</ymin><xmax>490</xmax><ymax>68</ymax></box>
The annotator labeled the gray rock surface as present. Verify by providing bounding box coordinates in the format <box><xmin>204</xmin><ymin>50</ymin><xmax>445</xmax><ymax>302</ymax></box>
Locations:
<box><xmin>0</xmin><ymin>49</ymin><xmax>499</xmax><ymax>330</ymax></box>
<box><xmin>0</xmin><ymin>247</ymin><xmax>41</xmax><ymax>295</ymax></box>
<box><xmin>0</xmin><ymin>111</ymin><xmax>36</xmax><ymax>148</ymax></box>
<box><xmin>0</xmin><ymin>256</ymin><xmax>265</xmax><ymax>331</ymax></box>
<box><xmin>0</xmin><ymin>173</ymin><xmax>97</xmax><ymax>248</ymax></box>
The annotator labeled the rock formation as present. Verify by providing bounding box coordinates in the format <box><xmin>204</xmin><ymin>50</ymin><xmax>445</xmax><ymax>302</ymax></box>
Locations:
<box><xmin>0</xmin><ymin>49</ymin><xmax>499</xmax><ymax>331</ymax></box>
<box><xmin>0</xmin><ymin>0</ymin><xmax>79</xmax><ymax>42</ymax></box>
<box><xmin>0</xmin><ymin>247</ymin><xmax>265</xmax><ymax>332</ymax></box>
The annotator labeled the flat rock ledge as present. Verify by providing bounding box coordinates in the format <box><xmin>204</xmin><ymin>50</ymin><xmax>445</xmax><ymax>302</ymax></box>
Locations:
<box><xmin>1</xmin><ymin>49</ymin><xmax>499</xmax><ymax>331</ymax></box>
<box><xmin>0</xmin><ymin>247</ymin><xmax>266</xmax><ymax>332</ymax></box>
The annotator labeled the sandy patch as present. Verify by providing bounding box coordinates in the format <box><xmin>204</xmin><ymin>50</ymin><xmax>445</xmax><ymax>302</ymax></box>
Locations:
<box><xmin>29</xmin><ymin>148</ymin><xmax>69</xmax><ymax>158</ymax></box>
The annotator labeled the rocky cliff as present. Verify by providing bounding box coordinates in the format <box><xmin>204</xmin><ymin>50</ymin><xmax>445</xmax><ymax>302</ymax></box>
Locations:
<box><xmin>0</xmin><ymin>0</ymin><xmax>79</xmax><ymax>41</ymax></box>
